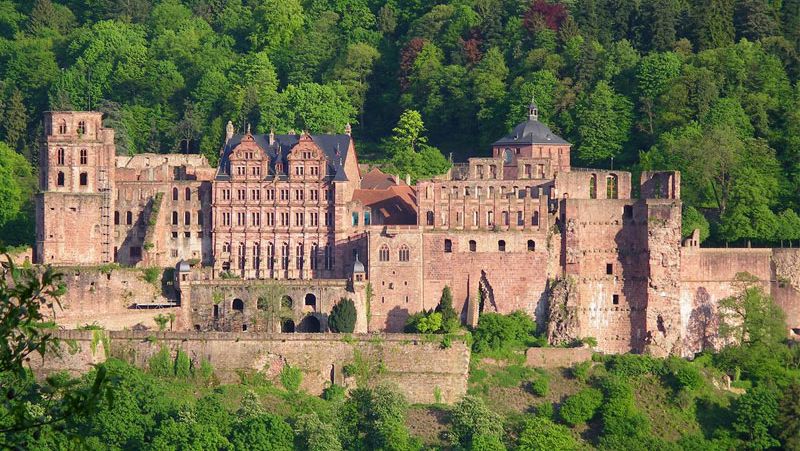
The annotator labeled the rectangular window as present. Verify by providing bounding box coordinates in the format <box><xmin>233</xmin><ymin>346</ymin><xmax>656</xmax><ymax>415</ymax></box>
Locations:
<box><xmin>310</xmin><ymin>212</ymin><xmax>318</xmax><ymax>226</ymax></box>
<box><xmin>222</xmin><ymin>212</ymin><xmax>231</xmax><ymax>226</ymax></box>
<box><xmin>266</xmin><ymin>189</ymin><xmax>275</xmax><ymax>200</ymax></box>
<box><xmin>606</xmin><ymin>263</ymin><xmax>613</xmax><ymax>275</ymax></box>
<box><xmin>295</xmin><ymin>189</ymin><xmax>304</xmax><ymax>201</ymax></box>
<box><xmin>310</xmin><ymin>190</ymin><xmax>318</xmax><ymax>201</ymax></box>
<box><xmin>252</xmin><ymin>212</ymin><xmax>261</xmax><ymax>226</ymax></box>
<box><xmin>251</xmin><ymin>189</ymin><xmax>260</xmax><ymax>201</ymax></box>
<box><xmin>237</xmin><ymin>189</ymin><xmax>245</xmax><ymax>201</ymax></box>
<box><xmin>517</xmin><ymin>211</ymin><xmax>524</xmax><ymax>226</ymax></box>
<box><xmin>364</xmin><ymin>211</ymin><xmax>371</xmax><ymax>225</ymax></box>
<box><xmin>352</xmin><ymin>212</ymin><xmax>359</xmax><ymax>226</ymax></box>
<box><xmin>295</xmin><ymin>212</ymin><xmax>304</xmax><ymax>226</ymax></box>
<box><xmin>281</xmin><ymin>212</ymin><xmax>289</xmax><ymax>226</ymax></box>
<box><xmin>280</xmin><ymin>189</ymin><xmax>289</xmax><ymax>201</ymax></box>
<box><xmin>266</xmin><ymin>212</ymin><xmax>275</xmax><ymax>226</ymax></box>
<box><xmin>612</xmin><ymin>294</ymin><xmax>620</xmax><ymax>305</ymax></box>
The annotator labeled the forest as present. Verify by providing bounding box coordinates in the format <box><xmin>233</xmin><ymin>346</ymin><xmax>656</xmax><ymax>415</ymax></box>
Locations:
<box><xmin>0</xmin><ymin>0</ymin><xmax>798</xmax><ymax>247</ymax></box>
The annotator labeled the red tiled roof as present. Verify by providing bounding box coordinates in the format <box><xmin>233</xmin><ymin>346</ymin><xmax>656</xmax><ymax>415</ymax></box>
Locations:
<box><xmin>352</xmin><ymin>184</ymin><xmax>417</xmax><ymax>225</ymax></box>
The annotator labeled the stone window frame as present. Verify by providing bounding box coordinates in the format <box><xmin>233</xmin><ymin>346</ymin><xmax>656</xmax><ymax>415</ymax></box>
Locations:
<box><xmin>398</xmin><ymin>245</ymin><xmax>410</xmax><ymax>262</ymax></box>
<box><xmin>379</xmin><ymin>244</ymin><xmax>390</xmax><ymax>262</ymax></box>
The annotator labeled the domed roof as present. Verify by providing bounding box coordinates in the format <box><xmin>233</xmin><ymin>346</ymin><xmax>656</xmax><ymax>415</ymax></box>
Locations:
<box><xmin>493</xmin><ymin>99</ymin><xmax>569</xmax><ymax>146</ymax></box>
<box><xmin>353</xmin><ymin>255</ymin><xmax>365</xmax><ymax>273</ymax></box>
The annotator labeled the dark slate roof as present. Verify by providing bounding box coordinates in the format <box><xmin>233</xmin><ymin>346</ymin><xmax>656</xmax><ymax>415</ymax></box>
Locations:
<box><xmin>493</xmin><ymin>118</ymin><xmax>570</xmax><ymax>146</ymax></box>
<box><xmin>217</xmin><ymin>133</ymin><xmax>352</xmax><ymax>180</ymax></box>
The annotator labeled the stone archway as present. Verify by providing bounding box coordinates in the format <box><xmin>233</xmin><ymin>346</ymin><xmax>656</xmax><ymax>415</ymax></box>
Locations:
<box><xmin>232</xmin><ymin>298</ymin><xmax>244</xmax><ymax>312</ymax></box>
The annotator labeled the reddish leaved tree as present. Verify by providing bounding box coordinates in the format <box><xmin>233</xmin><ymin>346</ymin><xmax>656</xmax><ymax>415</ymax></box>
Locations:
<box><xmin>523</xmin><ymin>0</ymin><xmax>568</xmax><ymax>32</ymax></box>
<box><xmin>399</xmin><ymin>37</ymin><xmax>428</xmax><ymax>91</ymax></box>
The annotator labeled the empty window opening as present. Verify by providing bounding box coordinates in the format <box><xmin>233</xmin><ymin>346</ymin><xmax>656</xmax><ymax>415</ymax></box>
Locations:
<box><xmin>232</xmin><ymin>298</ymin><xmax>244</xmax><ymax>312</ymax></box>
<box><xmin>79</xmin><ymin>172</ymin><xmax>88</xmax><ymax>186</ymax></box>
<box><xmin>498</xmin><ymin>240</ymin><xmax>506</xmax><ymax>252</ymax></box>
<box><xmin>469</xmin><ymin>240</ymin><xmax>476</xmax><ymax>252</ymax></box>
<box><xmin>126</xmin><ymin>211</ymin><xmax>133</xmax><ymax>225</ymax></box>
<box><xmin>57</xmin><ymin>171</ymin><xmax>65</xmax><ymax>186</ymax></box>
<box><xmin>527</xmin><ymin>240</ymin><xmax>535</xmax><ymax>252</ymax></box>
<box><xmin>213</xmin><ymin>305</ymin><xmax>219</xmax><ymax>319</ymax></box>
<box><xmin>426</xmin><ymin>211</ymin><xmax>434</xmax><ymax>226</ymax></box>
<box><xmin>612</xmin><ymin>294</ymin><xmax>619</xmax><ymax>305</ymax></box>
<box><xmin>305</xmin><ymin>293</ymin><xmax>316</xmax><ymax>306</ymax></box>
<box><xmin>623</xmin><ymin>205</ymin><xmax>633</xmax><ymax>219</ymax></box>
<box><xmin>172</xmin><ymin>187</ymin><xmax>178</xmax><ymax>200</ymax></box>
<box><xmin>606</xmin><ymin>263</ymin><xmax>613</xmax><ymax>275</ymax></box>
<box><xmin>444</xmin><ymin>239</ymin><xmax>452</xmax><ymax>253</ymax></box>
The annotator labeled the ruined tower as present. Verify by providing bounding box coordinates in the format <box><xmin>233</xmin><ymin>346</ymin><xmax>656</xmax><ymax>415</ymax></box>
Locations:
<box><xmin>35</xmin><ymin>112</ymin><xmax>116</xmax><ymax>264</ymax></box>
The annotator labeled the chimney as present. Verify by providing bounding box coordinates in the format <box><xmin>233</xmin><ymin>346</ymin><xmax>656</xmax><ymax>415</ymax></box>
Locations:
<box><xmin>269</xmin><ymin>129</ymin><xmax>275</xmax><ymax>145</ymax></box>
<box><xmin>345</xmin><ymin>123</ymin><xmax>352</xmax><ymax>136</ymax></box>
<box><xmin>405</xmin><ymin>173</ymin><xmax>411</xmax><ymax>185</ymax></box>
<box><xmin>393</xmin><ymin>174</ymin><xmax>400</xmax><ymax>184</ymax></box>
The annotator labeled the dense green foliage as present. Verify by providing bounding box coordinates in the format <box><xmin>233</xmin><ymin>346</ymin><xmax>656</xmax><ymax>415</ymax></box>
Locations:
<box><xmin>404</xmin><ymin>285</ymin><xmax>461</xmax><ymax>334</ymax></box>
<box><xmin>0</xmin><ymin>0</ymin><xmax>799</xmax><ymax>245</ymax></box>
<box><xmin>328</xmin><ymin>298</ymin><xmax>357</xmax><ymax>333</ymax></box>
<box><xmin>472</xmin><ymin>310</ymin><xmax>537</xmax><ymax>353</ymax></box>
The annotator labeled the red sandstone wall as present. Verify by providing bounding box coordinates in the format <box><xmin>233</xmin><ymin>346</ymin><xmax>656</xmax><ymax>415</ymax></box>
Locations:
<box><xmin>52</xmin><ymin>266</ymin><xmax>177</xmax><ymax>330</ymax></box>
<box><xmin>32</xmin><ymin>331</ymin><xmax>470</xmax><ymax>404</ymax></box>
<box><xmin>367</xmin><ymin>228</ymin><xmax>424</xmax><ymax>331</ymax></box>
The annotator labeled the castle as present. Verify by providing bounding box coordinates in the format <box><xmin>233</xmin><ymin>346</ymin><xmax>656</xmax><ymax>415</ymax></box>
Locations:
<box><xmin>35</xmin><ymin>103</ymin><xmax>800</xmax><ymax>357</ymax></box>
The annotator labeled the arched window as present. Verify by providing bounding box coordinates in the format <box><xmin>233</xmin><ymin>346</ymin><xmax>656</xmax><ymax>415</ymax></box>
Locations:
<box><xmin>172</xmin><ymin>187</ymin><xmax>178</xmax><ymax>200</ymax></box>
<box><xmin>399</xmin><ymin>245</ymin><xmax>410</xmax><ymax>262</ymax></box>
<box><xmin>185</xmin><ymin>187</ymin><xmax>191</xmax><ymax>200</ymax></box>
<box><xmin>305</xmin><ymin>293</ymin><xmax>316</xmax><ymax>306</ymax></box>
<box><xmin>379</xmin><ymin>244</ymin><xmax>390</xmax><ymax>262</ymax></box>
<box><xmin>527</xmin><ymin>240</ymin><xmax>535</xmax><ymax>252</ymax></box>
<box><xmin>77</xmin><ymin>121</ymin><xmax>85</xmax><ymax>134</ymax></box>
<box><xmin>56</xmin><ymin>171</ymin><xmax>65</xmax><ymax>186</ymax></box>
<box><xmin>126</xmin><ymin>211</ymin><xmax>133</xmax><ymax>225</ymax></box>
<box><xmin>184</xmin><ymin>211</ymin><xmax>190</xmax><ymax>225</ymax></box>
<box><xmin>469</xmin><ymin>240</ymin><xmax>476</xmax><ymax>252</ymax></box>
<box><xmin>444</xmin><ymin>239</ymin><xmax>452</xmax><ymax>253</ymax></box>
<box><xmin>426</xmin><ymin>211</ymin><xmax>434</xmax><ymax>226</ymax></box>
<box><xmin>79</xmin><ymin>172</ymin><xmax>88</xmax><ymax>186</ymax></box>
<box><xmin>114</xmin><ymin>211</ymin><xmax>120</xmax><ymax>225</ymax></box>
<box><xmin>232</xmin><ymin>298</ymin><xmax>244</xmax><ymax>312</ymax></box>
<box><xmin>58</xmin><ymin>120</ymin><xmax>67</xmax><ymax>134</ymax></box>
<box><xmin>503</xmin><ymin>148</ymin><xmax>513</xmax><ymax>163</ymax></box>
<box><xmin>281</xmin><ymin>242</ymin><xmax>289</xmax><ymax>269</ymax></box>
<box><xmin>57</xmin><ymin>148</ymin><xmax>65</xmax><ymax>165</ymax></box>
<box><xmin>606</xmin><ymin>174</ymin><xmax>619</xmax><ymax>199</ymax></box>
<box><xmin>172</xmin><ymin>211</ymin><xmax>178</xmax><ymax>225</ymax></box>
<box><xmin>589</xmin><ymin>174</ymin><xmax>597</xmax><ymax>199</ymax></box>
<box><xmin>498</xmin><ymin>240</ymin><xmax>506</xmax><ymax>252</ymax></box>
<box><xmin>80</xmin><ymin>149</ymin><xmax>87</xmax><ymax>165</ymax></box>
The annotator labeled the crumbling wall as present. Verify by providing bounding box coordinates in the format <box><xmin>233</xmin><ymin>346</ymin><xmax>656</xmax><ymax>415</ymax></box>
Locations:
<box><xmin>546</xmin><ymin>277</ymin><xmax>580</xmax><ymax>345</ymax></box>
<box><xmin>31</xmin><ymin>331</ymin><xmax>470</xmax><ymax>404</ymax></box>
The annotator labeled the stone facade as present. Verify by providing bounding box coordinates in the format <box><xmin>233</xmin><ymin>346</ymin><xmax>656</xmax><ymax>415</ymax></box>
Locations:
<box><xmin>31</xmin><ymin>330</ymin><xmax>470</xmax><ymax>404</ymax></box>
<box><xmin>35</xmin><ymin>102</ymin><xmax>800</xmax><ymax>356</ymax></box>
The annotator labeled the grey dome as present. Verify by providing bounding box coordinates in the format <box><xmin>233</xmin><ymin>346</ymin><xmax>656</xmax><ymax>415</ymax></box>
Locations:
<box><xmin>353</xmin><ymin>256</ymin><xmax>365</xmax><ymax>273</ymax></box>
<box><xmin>493</xmin><ymin>118</ymin><xmax>570</xmax><ymax>146</ymax></box>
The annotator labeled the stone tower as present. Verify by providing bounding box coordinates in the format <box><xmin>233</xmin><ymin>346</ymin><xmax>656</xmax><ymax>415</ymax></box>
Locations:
<box><xmin>35</xmin><ymin>112</ymin><xmax>116</xmax><ymax>264</ymax></box>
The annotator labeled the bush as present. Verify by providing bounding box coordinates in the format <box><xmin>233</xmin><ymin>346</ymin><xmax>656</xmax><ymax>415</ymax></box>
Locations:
<box><xmin>448</xmin><ymin>395</ymin><xmax>504</xmax><ymax>447</ymax></box>
<box><xmin>674</xmin><ymin>365</ymin><xmax>704</xmax><ymax>391</ymax></box>
<box><xmin>472</xmin><ymin>311</ymin><xmax>537</xmax><ymax>354</ymax></box>
<box><xmin>436</xmin><ymin>286</ymin><xmax>460</xmax><ymax>333</ymax></box>
<box><xmin>328</xmin><ymin>298</ymin><xmax>357</xmax><ymax>333</ymax></box>
<box><xmin>529</xmin><ymin>374</ymin><xmax>549</xmax><ymax>397</ymax></box>
<box><xmin>517</xmin><ymin>416</ymin><xmax>578</xmax><ymax>450</ymax></box>
<box><xmin>606</xmin><ymin>354</ymin><xmax>665</xmax><ymax>377</ymax></box>
<box><xmin>559</xmin><ymin>388</ymin><xmax>603</xmax><ymax>426</ymax></box>
<box><xmin>571</xmin><ymin>361</ymin><xmax>591</xmax><ymax>382</ymax></box>
<box><xmin>322</xmin><ymin>383</ymin><xmax>346</xmax><ymax>401</ymax></box>
<box><xmin>174</xmin><ymin>349</ymin><xmax>191</xmax><ymax>378</ymax></box>
<box><xmin>141</xmin><ymin>267</ymin><xmax>161</xmax><ymax>284</ymax></box>
<box><xmin>280</xmin><ymin>365</ymin><xmax>303</xmax><ymax>393</ymax></box>
<box><xmin>149</xmin><ymin>346</ymin><xmax>172</xmax><ymax>377</ymax></box>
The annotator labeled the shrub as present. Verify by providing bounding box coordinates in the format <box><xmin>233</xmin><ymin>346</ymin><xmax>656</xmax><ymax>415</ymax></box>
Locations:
<box><xmin>280</xmin><ymin>364</ymin><xmax>303</xmax><ymax>393</ymax></box>
<box><xmin>448</xmin><ymin>396</ymin><xmax>504</xmax><ymax>448</ymax></box>
<box><xmin>674</xmin><ymin>365</ymin><xmax>704</xmax><ymax>391</ymax></box>
<box><xmin>517</xmin><ymin>416</ymin><xmax>578</xmax><ymax>450</ymax></box>
<box><xmin>529</xmin><ymin>374</ymin><xmax>549</xmax><ymax>397</ymax></box>
<box><xmin>294</xmin><ymin>412</ymin><xmax>342</xmax><ymax>451</ymax></box>
<box><xmin>174</xmin><ymin>349</ymin><xmax>191</xmax><ymax>378</ymax></box>
<box><xmin>141</xmin><ymin>267</ymin><xmax>161</xmax><ymax>284</ymax></box>
<box><xmin>154</xmin><ymin>314</ymin><xmax>169</xmax><ymax>331</ymax></box>
<box><xmin>606</xmin><ymin>353</ymin><xmax>664</xmax><ymax>377</ymax></box>
<box><xmin>322</xmin><ymin>383</ymin><xmax>346</xmax><ymax>401</ymax></box>
<box><xmin>437</xmin><ymin>286</ymin><xmax>460</xmax><ymax>333</ymax></box>
<box><xmin>328</xmin><ymin>298</ymin><xmax>357</xmax><ymax>333</ymax></box>
<box><xmin>571</xmin><ymin>361</ymin><xmax>591</xmax><ymax>382</ymax></box>
<box><xmin>559</xmin><ymin>388</ymin><xmax>603</xmax><ymax>426</ymax></box>
<box><xmin>472</xmin><ymin>311</ymin><xmax>537</xmax><ymax>354</ymax></box>
<box><xmin>149</xmin><ymin>346</ymin><xmax>172</xmax><ymax>377</ymax></box>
